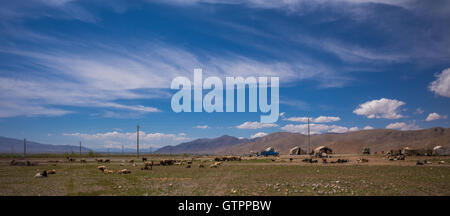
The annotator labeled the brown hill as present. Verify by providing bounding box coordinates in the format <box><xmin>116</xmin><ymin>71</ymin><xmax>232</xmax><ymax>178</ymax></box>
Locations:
<box><xmin>218</xmin><ymin>127</ymin><xmax>450</xmax><ymax>155</ymax></box>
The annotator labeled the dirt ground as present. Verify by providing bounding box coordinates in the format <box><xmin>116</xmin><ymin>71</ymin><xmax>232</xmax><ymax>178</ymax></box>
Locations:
<box><xmin>0</xmin><ymin>154</ymin><xmax>449</xmax><ymax>196</ymax></box>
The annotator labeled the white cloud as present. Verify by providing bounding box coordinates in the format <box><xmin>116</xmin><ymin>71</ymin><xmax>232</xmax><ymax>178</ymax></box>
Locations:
<box><xmin>281</xmin><ymin>123</ymin><xmax>349</xmax><ymax>134</ymax></box>
<box><xmin>236</xmin><ymin>121</ymin><xmax>278</xmax><ymax>129</ymax></box>
<box><xmin>353</xmin><ymin>98</ymin><xmax>405</xmax><ymax>119</ymax></box>
<box><xmin>386</xmin><ymin>122</ymin><xmax>421</xmax><ymax>131</ymax></box>
<box><xmin>250</xmin><ymin>132</ymin><xmax>268</xmax><ymax>139</ymax></box>
<box><xmin>286</xmin><ymin>116</ymin><xmax>340</xmax><ymax>123</ymax></box>
<box><xmin>363</xmin><ymin>125</ymin><xmax>374</xmax><ymax>130</ymax></box>
<box><xmin>425</xmin><ymin>112</ymin><xmax>447</xmax><ymax>121</ymax></box>
<box><xmin>329</xmin><ymin>125</ymin><xmax>349</xmax><ymax>133</ymax></box>
<box><xmin>349</xmin><ymin>127</ymin><xmax>359</xmax><ymax>132</ymax></box>
<box><xmin>313</xmin><ymin>116</ymin><xmax>341</xmax><ymax>123</ymax></box>
<box><xmin>194</xmin><ymin>125</ymin><xmax>209</xmax><ymax>129</ymax></box>
<box><xmin>429</xmin><ymin>68</ymin><xmax>450</xmax><ymax>98</ymax></box>
<box><xmin>63</xmin><ymin>131</ymin><xmax>190</xmax><ymax>148</ymax></box>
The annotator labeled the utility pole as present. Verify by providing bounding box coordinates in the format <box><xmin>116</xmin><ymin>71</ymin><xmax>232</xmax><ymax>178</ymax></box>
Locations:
<box><xmin>23</xmin><ymin>138</ymin><xmax>26</xmax><ymax>158</ymax></box>
<box><xmin>79</xmin><ymin>141</ymin><xmax>82</xmax><ymax>158</ymax></box>
<box><xmin>307</xmin><ymin>118</ymin><xmax>311</xmax><ymax>155</ymax></box>
<box><xmin>137</xmin><ymin>124</ymin><xmax>140</xmax><ymax>159</ymax></box>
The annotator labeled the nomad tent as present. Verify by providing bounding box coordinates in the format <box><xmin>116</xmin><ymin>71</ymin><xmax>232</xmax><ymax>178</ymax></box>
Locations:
<box><xmin>289</xmin><ymin>146</ymin><xmax>305</xmax><ymax>155</ymax></box>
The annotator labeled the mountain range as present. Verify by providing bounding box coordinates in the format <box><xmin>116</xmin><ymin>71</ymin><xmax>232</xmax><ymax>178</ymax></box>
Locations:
<box><xmin>0</xmin><ymin>136</ymin><xmax>92</xmax><ymax>154</ymax></box>
<box><xmin>156</xmin><ymin>127</ymin><xmax>450</xmax><ymax>155</ymax></box>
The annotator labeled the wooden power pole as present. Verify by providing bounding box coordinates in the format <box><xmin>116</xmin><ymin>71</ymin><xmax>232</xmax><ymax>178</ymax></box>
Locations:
<box><xmin>23</xmin><ymin>138</ymin><xmax>26</xmax><ymax>158</ymax></box>
<box><xmin>137</xmin><ymin>124</ymin><xmax>140</xmax><ymax>159</ymax></box>
<box><xmin>307</xmin><ymin>118</ymin><xmax>311</xmax><ymax>155</ymax></box>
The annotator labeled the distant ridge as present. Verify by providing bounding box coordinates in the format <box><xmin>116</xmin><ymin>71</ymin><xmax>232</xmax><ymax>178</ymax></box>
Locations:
<box><xmin>157</xmin><ymin>127</ymin><xmax>450</xmax><ymax>155</ymax></box>
<box><xmin>0</xmin><ymin>136</ymin><xmax>92</xmax><ymax>154</ymax></box>
<box><xmin>155</xmin><ymin>135</ymin><xmax>249</xmax><ymax>154</ymax></box>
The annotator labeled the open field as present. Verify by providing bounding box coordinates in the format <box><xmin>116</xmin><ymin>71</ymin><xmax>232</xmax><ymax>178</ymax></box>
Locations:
<box><xmin>1</xmin><ymin>154</ymin><xmax>449</xmax><ymax>196</ymax></box>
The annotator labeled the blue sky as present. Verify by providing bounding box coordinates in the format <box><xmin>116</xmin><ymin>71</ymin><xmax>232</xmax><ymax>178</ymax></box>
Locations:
<box><xmin>0</xmin><ymin>0</ymin><xmax>449</xmax><ymax>150</ymax></box>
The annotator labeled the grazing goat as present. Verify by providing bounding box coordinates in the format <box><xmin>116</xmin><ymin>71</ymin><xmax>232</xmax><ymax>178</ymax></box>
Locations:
<box><xmin>104</xmin><ymin>159</ymin><xmax>111</xmax><ymax>163</ymax></box>
<box><xmin>141</xmin><ymin>162</ymin><xmax>153</xmax><ymax>170</ymax></box>
<box><xmin>95</xmin><ymin>159</ymin><xmax>104</xmax><ymax>163</ymax></box>
<box><xmin>47</xmin><ymin>169</ymin><xmax>56</xmax><ymax>174</ymax></box>
<box><xmin>117</xmin><ymin>169</ymin><xmax>131</xmax><ymax>174</ymax></box>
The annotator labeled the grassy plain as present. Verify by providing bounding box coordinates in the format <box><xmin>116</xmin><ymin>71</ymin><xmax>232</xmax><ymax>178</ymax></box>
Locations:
<box><xmin>0</xmin><ymin>154</ymin><xmax>449</xmax><ymax>196</ymax></box>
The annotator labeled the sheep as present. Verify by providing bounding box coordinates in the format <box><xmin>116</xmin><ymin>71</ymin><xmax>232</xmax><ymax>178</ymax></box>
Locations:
<box><xmin>128</xmin><ymin>159</ymin><xmax>135</xmax><ymax>163</ymax></box>
<box><xmin>98</xmin><ymin>165</ymin><xmax>107</xmax><ymax>171</ymax></box>
<box><xmin>142</xmin><ymin>157</ymin><xmax>147</xmax><ymax>162</ymax></box>
<box><xmin>209</xmin><ymin>164</ymin><xmax>218</xmax><ymax>168</ymax></box>
<box><xmin>103</xmin><ymin>169</ymin><xmax>114</xmax><ymax>174</ymax></box>
<box><xmin>34</xmin><ymin>170</ymin><xmax>48</xmax><ymax>178</ymax></box>
<box><xmin>199</xmin><ymin>164</ymin><xmax>205</xmax><ymax>168</ymax></box>
<box><xmin>80</xmin><ymin>158</ymin><xmax>87</xmax><ymax>163</ymax></box>
<box><xmin>104</xmin><ymin>159</ymin><xmax>111</xmax><ymax>163</ymax></box>
<box><xmin>185</xmin><ymin>165</ymin><xmax>191</xmax><ymax>168</ymax></box>
<box><xmin>95</xmin><ymin>159</ymin><xmax>104</xmax><ymax>163</ymax></box>
<box><xmin>47</xmin><ymin>169</ymin><xmax>56</xmax><ymax>175</ymax></box>
<box><xmin>213</xmin><ymin>162</ymin><xmax>222</xmax><ymax>166</ymax></box>
<box><xmin>117</xmin><ymin>169</ymin><xmax>131</xmax><ymax>174</ymax></box>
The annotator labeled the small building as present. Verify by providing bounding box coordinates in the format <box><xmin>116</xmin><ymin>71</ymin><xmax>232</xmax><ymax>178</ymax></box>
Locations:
<box><xmin>289</xmin><ymin>146</ymin><xmax>306</xmax><ymax>155</ymax></box>
<box><xmin>314</xmin><ymin>146</ymin><xmax>332</xmax><ymax>157</ymax></box>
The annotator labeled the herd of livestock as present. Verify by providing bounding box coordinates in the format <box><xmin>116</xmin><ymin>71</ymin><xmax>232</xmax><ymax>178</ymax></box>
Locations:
<box><xmin>6</xmin><ymin>147</ymin><xmax>448</xmax><ymax>178</ymax></box>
